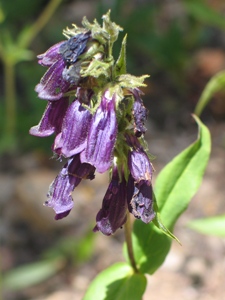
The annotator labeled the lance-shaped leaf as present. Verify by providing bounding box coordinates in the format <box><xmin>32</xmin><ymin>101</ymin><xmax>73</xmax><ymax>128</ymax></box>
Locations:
<box><xmin>54</xmin><ymin>99</ymin><xmax>92</xmax><ymax>157</ymax></box>
<box><xmin>81</xmin><ymin>91</ymin><xmax>117</xmax><ymax>173</ymax></box>
<box><xmin>124</xmin><ymin>115</ymin><xmax>211</xmax><ymax>274</ymax></box>
<box><xmin>29</xmin><ymin>97</ymin><xmax>69</xmax><ymax>137</ymax></box>
<box><xmin>83</xmin><ymin>262</ymin><xmax>147</xmax><ymax>300</ymax></box>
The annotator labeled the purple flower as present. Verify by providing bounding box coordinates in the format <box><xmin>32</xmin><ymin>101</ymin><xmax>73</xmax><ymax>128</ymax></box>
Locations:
<box><xmin>128</xmin><ymin>148</ymin><xmax>153</xmax><ymax>183</ymax></box>
<box><xmin>35</xmin><ymin>32</ymin><xmax>90</xmax><ymax>100</ymax></box>
<box><xmin>45</xmin><ymin>154</ymin><xmax>95</xmax><ymax>220</ymax></box>
<box><xmin>131</xmin><ymin>88</ymin><xmax>148</xmax><ymax>137</ymax></box>
<box><xmin>29</xmin><ymin>97</ymin><xmax>69</xmax><ymax>137</ymax></box>
<box><xmin>127</xmin><ymin>175</ymin><xmax>155</xmax><ymax>224</ymax></box>
<box><xmin>93</xmin><ymin>167</ymin><xmax>127</xmax><ymax>235</ymax></box>
<box><xmin>80</xmin><ymin>91</ymin><xmax>117</xmax><ymax>173</ymax></box>
<box><xmin>54</xmin><ymin>98</ymin><xmax>92</xmax><ymax>157</ymax></box>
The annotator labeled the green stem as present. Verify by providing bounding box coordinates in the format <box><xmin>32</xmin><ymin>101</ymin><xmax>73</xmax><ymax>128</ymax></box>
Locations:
<box><xmin>4</xmin><ymin>60</ymin><xmax>16</xmax><ymax>138</ymax></box>
<box><xmin>19</xmin><ymin>0</ymin><xmax>63</xmax><ymax>48</ymax></box>
<box><xmin>124</xmin><ymin>211</ymin><xmax>138</xmax><ymax>273</ymax></box>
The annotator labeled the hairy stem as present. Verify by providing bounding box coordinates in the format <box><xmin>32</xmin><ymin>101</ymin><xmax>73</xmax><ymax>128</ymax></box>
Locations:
<box><xmin>124</xmin><ymin>212</ymin><xmax>138</xmax><ymax>273</ymax></box>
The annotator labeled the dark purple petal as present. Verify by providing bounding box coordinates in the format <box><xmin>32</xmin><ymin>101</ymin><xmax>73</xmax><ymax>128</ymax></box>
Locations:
<box><xmin>81</xmin><ymin>92</ymin><xmax>117</xmax><ymax>173</ymax></box>
<box><xmin>59</xmin><ymin>32</ymin><xmax>91</xmax><ymax>66</ymax></box>
<box><xmin>67</xmin><ymin>154</ymin><xmax>95</xmax><ymax>180</ymax></box>
<box><xmin>127</xmin><ymin>175</ymin><xmax>155</xmax><ymax>224</ymax></box>
<box><xmin>45</xmin><ymin>160</ymin><xmax>81</xmax><ymax>219</ymax></box>
<box><xmin>37</xmin><ymin>41</ymin><xmax>65</xmax><ymax>66</ymax></box>
<box><xmin>131</xmin><ymin>88</ymin><xmax>148</xmax><ymax>136</ymax></box>
<box><xmin>35</xmin><ymin>59</ymin><xmax>71</xmax><ymax>100</ymax></box>
<box><xmin>93</xmin><ymin>167</ymin><xmax>127</xmax><ymax>235</ymax></box>
<box><xmin>128</xmin><ymin>149</ymin><xmax>153</xmax><ymax>183</ymax></box>
<box><xmin>54</xmin><ymin>100</ymin><xmax>92</xmax><ymax>157</ymax></box>
<box><xmin>29</xmin><ymin>97</ymin><xmax>69</xmax><ymax>137</ymax></box>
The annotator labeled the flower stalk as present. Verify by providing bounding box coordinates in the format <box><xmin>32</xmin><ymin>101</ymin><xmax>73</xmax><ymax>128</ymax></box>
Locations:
<box><xmin>124</xmin><ymin>212</ymin><xmax>138</xmax><ymax>273</ymax></box>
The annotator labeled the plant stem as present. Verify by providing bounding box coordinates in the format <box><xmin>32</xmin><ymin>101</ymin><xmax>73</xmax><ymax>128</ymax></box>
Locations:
<box><xmin>124</xmin><ymin>211</ymin><xmax>138</xmax><ymax>273</ymax></box>
<box><xmin>4</xmin><ymin>60</ymin><xmax>16</xmax><ymax>139</ymax></box>
<box><xmin>19</xmin><ymin>0</ymin><xmax>63</xmax><ymax>48</ymax></box>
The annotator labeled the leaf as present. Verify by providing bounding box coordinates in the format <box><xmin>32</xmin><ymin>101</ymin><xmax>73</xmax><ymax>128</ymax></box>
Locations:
<box><xmin>3</xmin><ymin>258</ymin><xmax>65</xmax><ymax>291</ymax></box>
<box><xmin>184</xmin><ymin>0</ymin><xmax>225</xmax><ymax>30</ymax></box>
<box><xmin>194</xmin><ymin>71</ymin><xmax>225</xmax><ymax>116</ymax></box>
<box><xmin>83</xmin><ymin>262</ymin><xmax>147</xmax><ymax>300</ymax></box>
<box><xmin>127</xmin><ymin>115</ymin><xmax>211</xmax><ymax>274</ymax></box>
<box><xmin>188</xmin><ymin>215</ymin><xmax>225</xmax><ymax>237</ymax></box>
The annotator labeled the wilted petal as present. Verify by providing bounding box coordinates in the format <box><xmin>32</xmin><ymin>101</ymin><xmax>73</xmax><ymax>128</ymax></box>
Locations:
<box><xmin>45</xmin><ymin>159</ymin><xmax>81</xmax><ymax>219</ymax></box>
<box><xmin>128</xmin><ymin>149</ymin><xmax>153</xmax><ymax>183</ymax></box>
<box><xmin>81</xmin><ymin>92</ymin><xmax>117</xmax><ymax>173</ymax></box>
<box><xmin>29</xmin><ymin>97</ymin><xmax>69</xmax><ymax>137</ymax></box>
<box><xmin>127</xmin><ymin>175</ymin><xmax>155</xmax><ymax>224</ymax></box>
<box><xmin>59</xmin><ymin>32</ymin><xmax>91</xmax><ymax>65</ymax></box>
<box><xmin>131</xmin><ymin>88</ymin><xmax>148</xmax><ymax>136</ymax></box>
<box><xmin>35</xmin><ymin>59</ymin><xmax>71</xmax><ymax>100</ymax></box>
<box><xmin>37</xmin><ymin>41</ymin><xmax>65</xmax><ymax>66</ymax></box>
<box><xmin>54</xmin><ymin>99</ymin><xmax>92</xmax><ymax>157</ymax></box>
<box><xmin>93</xmin><ymin>167</ymin><xmax>127</xmax><ymax>235</ymax></box>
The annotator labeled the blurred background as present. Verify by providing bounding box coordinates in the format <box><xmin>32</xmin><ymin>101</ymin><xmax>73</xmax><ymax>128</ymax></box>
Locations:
<box><xmin>0</xmin><ymin>0</ymin><xmax>225</xmax><ymax>299</ymax></box>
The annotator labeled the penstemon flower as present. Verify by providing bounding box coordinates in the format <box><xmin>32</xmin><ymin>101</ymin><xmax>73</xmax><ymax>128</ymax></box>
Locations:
<box><xmin>30</xmin><ymin>11</ymin><xmax>156</xmax><ymax>235</ymax></box>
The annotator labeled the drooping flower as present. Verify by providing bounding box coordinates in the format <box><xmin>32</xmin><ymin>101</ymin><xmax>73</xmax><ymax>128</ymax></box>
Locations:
<box><xmin>93</xmin><ymin>166</ymin><xmax>127</xmax><ymax>235</ymax></box>
<box><xmin>35</xmin><ymin>32</ymin><xmax>91</xmax><ymax>100</ymax></box>
<box><xmin>45</xmin><ymin>154</ymin><xmax>95</xmax><ymax>220</ymax></box>
<box><xmin>127</xmin><ymin>175</ymin><xmax>155</xmax><ymax>224</ymax></box>
<box><xmin>131</xmin><ymin>88</ymin><xmax>148</xmax><ymax>137</ymax></box>
<box><xmin>80</xmin><ymin>90</ymin><xmax>118</xmax><ymax>173</ymax></box>
<box><xmin>29</xmin><ymin>97</ymin><xmax>69</xmax><ymax>137</ymax></box>
<box><xmin>54</xmin><ymin>98</ymin><xmax>92</xmax><ymax>157</ymax></box>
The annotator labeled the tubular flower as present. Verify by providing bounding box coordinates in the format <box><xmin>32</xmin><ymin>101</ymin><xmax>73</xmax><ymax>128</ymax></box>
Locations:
<box><xmin>80</xmin><ymin>91</ymin><xmax>117</xmax><ymax>173</ymax></box>
<box><xmin>93</xmin><ymin>166</ymin><xmax>127</xmax><ymax>235</ymax></box>
<box><xmin>30</xmin><ymin>11</ymin><xmax>156</xmax><ymax>235</ymax></box>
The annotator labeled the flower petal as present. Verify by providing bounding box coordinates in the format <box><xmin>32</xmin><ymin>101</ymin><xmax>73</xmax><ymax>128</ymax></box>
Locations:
<box><xmin>93</xmin><ymin>167</ymin><xmax>127</xmax><ymax>235</ymax></box>
<box><xmin>81</xmin><ymin>92</ymin><xmax>117</xmax><ymax>173</ymax></box>
<box><xmin>128</xmin><ymin>149</ymin><xmax>153</xmax><ymax>183</ymax></box>
<box><xmin>127</xmin><ymin>175</ymin><xmax>155</xmax><ymax>224</ymax></box>
<box><xmin>54</xmin><ymin>99</ymin><xmax>92</xmax><ymax>157</ymax></box>
<box><xmin>29</xmin><ymin>97</ymin><xmax>69</xmax><ymax>137</ymax></box>
<box><xmin>37</xmin><ymin>41</ymin><xmax>65</xmax><ymax>66</ymax></box>
<box><xmin>35</xmin><ymin>59</ymin><xmax>71</xmax><ymax>100</ymax></box>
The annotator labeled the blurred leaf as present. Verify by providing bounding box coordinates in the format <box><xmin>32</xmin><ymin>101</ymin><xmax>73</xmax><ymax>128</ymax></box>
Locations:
<box><xmin>127</xmin><ymin>115</ymin><xmax>211</xmax><ymax>274</ymax></box>
<box><xmin>184</xmin><ymin>0</ymin><xmax>225</xmax><ymax>29</ymax></box>
<box><xmin>188</xmin><ymin>215</ymin><xmax>225</xmax><ymax>237</ymax></box>
<box><xmin>194</xmin><ymin>71</ymin><xmax>225</xmax><ymax>116</ymax></box>
<box><xmin>3</xmin><ymin>258</ymin><xmax>65</xmax><ymax>291</ymax></box>
<box><xmin>83</xmin><ymin>262</ymin><xmax>147</xmax><ymax>300</ymax></box>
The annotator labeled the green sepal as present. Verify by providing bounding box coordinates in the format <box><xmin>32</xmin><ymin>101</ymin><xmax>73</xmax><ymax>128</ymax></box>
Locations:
<box><xmin>115</xmin><ymin>34</ymin><xmax>127</xmax><ymax>76</ymax></box>
<box><xmin>80</xmin><ymin>59</ymin><xmax>112</xmax><ymax>78</ymax></box>
<box><xmin>102</xmin><ymin>10</ymin><xmax>123</xmax><ymax>44</ymax></box>
<box><xmin>116</xmin><ymin>74</ymin><xmax>149</xmax><ymax>89</ymax></box>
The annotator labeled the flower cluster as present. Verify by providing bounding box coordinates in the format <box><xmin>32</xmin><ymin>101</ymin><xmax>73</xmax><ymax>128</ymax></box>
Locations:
<box><xmin>30</xmin><ymin>12</ymin><xmax>155</xmax><ymax>235</ymax></box>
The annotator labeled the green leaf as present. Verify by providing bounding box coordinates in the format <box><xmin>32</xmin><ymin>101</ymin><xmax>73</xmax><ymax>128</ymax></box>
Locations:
<box><xmin>128</xmin><ymin>115</ymin><xmax>211</xmax><ymax>274</ymax></box>
<box><xmin>194</xmin><ymin>71</ymin><xmax>225</xmax><ymax>116</ymax></box>
<box><xmin>184</xmin><ymin>0</ymin><xmax>225</xmax><ymax>30</ymax></box>
<box><xmin>3</xmin><ymin>258</ymin><xmax>65</xmax><ymax>291</ymax></box>
<box><xmin>83</xmin><ymin>262</ymin><xmax>147</xmax><ymax>300</ymax></box>
<box><xmin>188</xmin><ymin>215</ymin><xmax>225</xmax><ymax>237</ymax></box>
